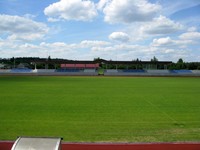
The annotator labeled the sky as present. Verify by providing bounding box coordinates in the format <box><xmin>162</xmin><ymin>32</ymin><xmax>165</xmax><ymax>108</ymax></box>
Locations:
<box><xmin>0</xmin><ymin>0</ymin><xmax>200</xmax><ymax>62</ymax></box>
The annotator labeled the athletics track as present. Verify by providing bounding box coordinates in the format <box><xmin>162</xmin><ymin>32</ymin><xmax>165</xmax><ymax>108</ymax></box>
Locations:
<box><xmin>0</xmin><ymin>141</ymin><xmax>200</xmax><ymax>150</ymax></box>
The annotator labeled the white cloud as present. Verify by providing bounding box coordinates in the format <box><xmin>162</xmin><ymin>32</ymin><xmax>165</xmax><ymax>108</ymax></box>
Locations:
<box><xmin>90</xmin><ymin>42</ymin><xmax>190</xmax><ymax>62</ymax></box>
<box><xmin>0</xmin><ymin>40</ymin><xmax>78</xmax><ymax>58</ymax></box>
<box><xmin>187</xmin><ymin>27</ymin><xmax>197</xmax><ymax>32</ymax></box>
<box><xmin>0</xmin><ymin>14</ymin><xmax>48</xmax><ymax>41</ymax></box>
<box><xmin>44</xmin><ymin>0</ymin><xmax>97</xmax><ymax>22</ymax></box>
<box><xmin>179</xmin><ymin>32</ymin><xmax>200</xmax><ymax>40</ymax></box>
<box><xmin>80</xmin><ymin>40</ymin><xmax>111</xmax><ymax>47</ymax></box>
<box><xmin>0</xmin><ymin>39</ymin><xmax>112</xmax><ymax>58</ymax></box>
<box><xmin>23</xmin><ymin>14</ymin><xmax>36</xmax><ymax>19</ymax></box>
<box><xmin>151</xmin><ymin>37</ymin><xmax>175</xmax><ymax>47</ymax></box>
<box><xmin>92</xmin><ymin>43</ymin><xmax>141</xmax><ymax>52</ymax></box>
<box><xmin>140</xmin><ymin>15</ymin><xmax>183</xmax><ymax>35</ymax></box>
<box><xmin>125</xmin><ymin>15</ymin><xmax>184</xmax><ymax>42</ymax></box>
<box><xmin>151</xmin><ymin>34</ymin><xmax>196</xmax><ymax>49</ymax></box>
<box><xmin>91</xmin><ymin>46</ymin><xmax>115</xmax><ymax>52</ymax></box>
<box><xmin>47</xmin><ymin>17</ymin><xmax>61</xmax><ymax>22</ymax></box>
<box><xmin>164</xmin><ymin>49</ymin><xmax>175</xmax><ymax>54</ymax></box>
<box><xmin>109</xmin><ymin>32</ymin><xmax>130</xmax><ymax>42</ymax></box>
<box><xmin>40</xmin><ymin>42</ymin><xmax>75</xmax><ymax>53</ymax></box>
<box><xmin>160</xmin><ymin>1</ymin><xmax>200</xmax><ymax>17</ymax></box>
<box><xmin>96</xmin><ymin>0</ymin><xmax>108</xmax><ymax>10</ymax></box>
<box><xmin>7</xmin><ymin>33</ymin><xmax>45</xmax><ymax>41</ymax></box>
<box><xmin>40</xmin><ymin>42</ymin><xmax>67</xmax><ymax>48</ymax></box>
<box><xmin>0</xmin><ymin>37</ymin><xmax>194</xmax><ymax>62</ymax></box>
<box><xmin>102</xmin><ymin>0</ymin><xmax>161</xmax><ymax>24</ymax></box>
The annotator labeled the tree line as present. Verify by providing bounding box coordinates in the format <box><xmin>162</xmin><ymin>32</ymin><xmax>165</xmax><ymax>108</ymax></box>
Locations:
<box><xmin>0</xmin><ymin>57</ymin><xmax>200</xmax><ymax>70</ymax></box>
<box><xmin>168</xmin><ymin>58</ymin><xmax>200</xmax><ymax>70</ymax></box>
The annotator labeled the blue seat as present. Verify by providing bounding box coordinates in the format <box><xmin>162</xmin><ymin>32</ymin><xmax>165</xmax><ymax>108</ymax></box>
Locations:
<box><xmin>123</xmin><ymin>69</ymin><xmax>145</xmax><ymax>73</ymax></box>
<box><xmin>170</xmin><ymin>70</ymin><xmax>192</xmax><ymax>74</ymax></box>
<box><xmin>56</xmin><ymin>69</ymin><xmax>81</xmax><ymax>72</ymax></box>
<box><xmin>11</xmin><ymin>68</ymin><xmax>32</xmax><ymax>73</ymax></box>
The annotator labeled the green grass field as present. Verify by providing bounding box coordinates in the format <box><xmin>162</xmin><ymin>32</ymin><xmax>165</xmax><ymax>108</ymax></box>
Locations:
<box><xmin>0</xmin><ymin>76</ymin><xmax>200</xmax><ymax>142</ymax></box>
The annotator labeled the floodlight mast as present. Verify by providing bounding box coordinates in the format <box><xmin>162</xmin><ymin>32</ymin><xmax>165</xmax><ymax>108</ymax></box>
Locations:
<box><xmin>34</xmin><ymin>63</ymin><xmax>36</xmax><ymax>69</ymax></box>
<box><xmin>14</xmin><ymin>57</ymin><xmax>15</xmax><ymax>68</ymax></box>
<box><xmin>31</xmin><ymin>62</ymin><xmax>37</xmax><ymax>70</ymax></box>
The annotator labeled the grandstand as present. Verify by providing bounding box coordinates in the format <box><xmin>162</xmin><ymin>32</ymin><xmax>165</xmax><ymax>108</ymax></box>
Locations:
<box><xmin>0</xmin><ymin>59</ymin><xmax>200</xmax><ymax>76</ymax></box>
<box><xmin>1</xmin><ymin>69</ymin><xmax>200</xmax><ymax>76</ymax></box>
<box><xmin>60</xmin><ymin>63</ymin><xmax>99</xmax><ymax>69</ymax></box>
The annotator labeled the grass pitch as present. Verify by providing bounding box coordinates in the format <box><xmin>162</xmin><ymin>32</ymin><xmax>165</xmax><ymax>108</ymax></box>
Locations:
<box><xmin>0</xmin><ymin>76</ymin><xmax>200</xmax><ymax>142</ymax></box>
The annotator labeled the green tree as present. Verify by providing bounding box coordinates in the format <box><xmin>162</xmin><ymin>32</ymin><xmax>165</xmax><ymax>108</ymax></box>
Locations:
<box><xmin>151</xmin><ymin>56</ymin><xmax>158</xmax><ymax>62</ymax></box>
<box><xmin>176</xmin><ymin>58</ymin><xmax>186</xmax><ymax>69</ymax></box>
<box><xmin>177</xmin><ymin>58</ymin><xmax>183</xmax><ymax>64</ymax></box>
<box><xmin>48</xmin><ymin>56</ymin><xmax>51</xmax><ymax>61</ymax></box>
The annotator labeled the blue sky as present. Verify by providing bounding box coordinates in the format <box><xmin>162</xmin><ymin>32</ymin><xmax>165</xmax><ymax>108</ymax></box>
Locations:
<box><xmin>0</xmin><ymin>0</ymin><xmax>200</xmax><ymax>62</ymax></box>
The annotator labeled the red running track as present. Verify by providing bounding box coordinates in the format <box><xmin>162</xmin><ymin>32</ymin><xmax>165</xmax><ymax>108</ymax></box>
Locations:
<box><xmin>0</xmin><ymin>141</ymin><xmax>200</xmax><ymax>150</ymax></box>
